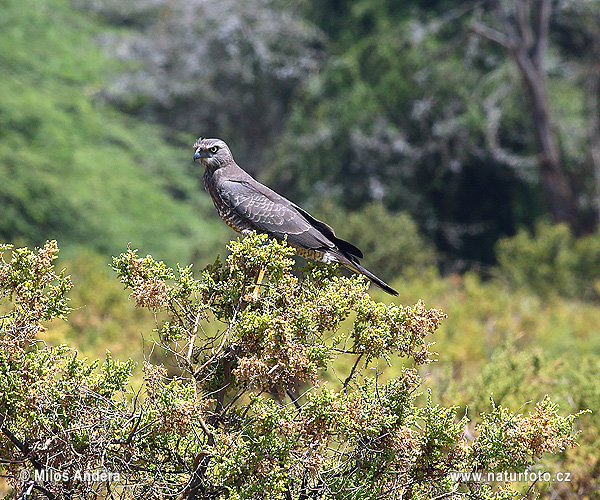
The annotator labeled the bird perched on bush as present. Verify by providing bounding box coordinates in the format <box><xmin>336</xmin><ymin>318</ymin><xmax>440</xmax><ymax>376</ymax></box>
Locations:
<box><xmin>193</xmin><ymin>137</ymin><xmax>398</xmax><ymax>296</ymax></box>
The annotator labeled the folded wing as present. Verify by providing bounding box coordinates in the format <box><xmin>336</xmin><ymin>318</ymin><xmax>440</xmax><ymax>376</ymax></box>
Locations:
<box><xmin>217</xmin><ymin>180</ymin><xmax>352</xmax><ymax>255</ymax></box>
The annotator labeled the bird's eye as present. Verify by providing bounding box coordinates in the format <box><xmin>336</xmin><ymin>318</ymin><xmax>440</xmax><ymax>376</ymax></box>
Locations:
<box><xmin>210</xmin><ymin>146</ymin><xmax>219</xmax><ymax>154</ymax></box>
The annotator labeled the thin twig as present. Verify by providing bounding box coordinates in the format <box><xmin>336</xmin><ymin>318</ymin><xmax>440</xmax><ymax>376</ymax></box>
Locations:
<box><xmin>343</xmin><ymin>354</ymin><xmax>363</xmax><ymax>390</ymax></box>
<box><xmin>286</xmin><ymin>389</ymin><xmax>302</xmax><ymax>411</ymax></box>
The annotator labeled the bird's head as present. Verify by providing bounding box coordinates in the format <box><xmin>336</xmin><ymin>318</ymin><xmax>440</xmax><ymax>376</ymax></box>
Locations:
<box><xmin>193</xmin><ymin>138</ymin><xmax>233</xmax><ymax>169</ymax></box>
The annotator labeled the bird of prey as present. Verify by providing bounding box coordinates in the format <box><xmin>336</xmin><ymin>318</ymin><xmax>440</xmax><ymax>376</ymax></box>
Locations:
<box><xmin>193</xmin><ymin>137</ymin><xmax>398</xmax><ymax>296</ymax></box>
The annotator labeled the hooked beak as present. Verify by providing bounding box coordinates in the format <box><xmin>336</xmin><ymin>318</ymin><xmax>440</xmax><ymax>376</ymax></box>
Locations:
<box><xmin>193</xmin><ymin>149</ymin><xmax>210</xmax><ymax>161</ymax></box>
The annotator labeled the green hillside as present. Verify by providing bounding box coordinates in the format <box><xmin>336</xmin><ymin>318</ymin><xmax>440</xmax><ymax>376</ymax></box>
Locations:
<box><xmin>0</xmin><ymin>0</ymin><xmax>227</xmax><ymax>264</ymax></box>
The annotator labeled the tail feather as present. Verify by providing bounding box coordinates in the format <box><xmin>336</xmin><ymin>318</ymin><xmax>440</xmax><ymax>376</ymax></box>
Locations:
<box><xmin>337</xmin><ymin>255</ymin><xmax>399</xmax><ymax>296</ymax></box>
<box><xmin>355</xmin><ymin>263</ymin><xmax>399</xmax><ymax>296</ymax></box>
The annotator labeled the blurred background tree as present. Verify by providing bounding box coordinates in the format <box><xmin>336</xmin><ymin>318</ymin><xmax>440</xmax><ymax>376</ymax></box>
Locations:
<box><xmin>79</xmin><ymin>0</ymin><xmax>326</xmax><ymax>173</ymax></box>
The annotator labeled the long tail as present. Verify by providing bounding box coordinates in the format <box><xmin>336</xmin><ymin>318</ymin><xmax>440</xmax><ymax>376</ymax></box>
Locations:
<box><xmin>339</xmin><ymin>257</ymin><xmax>399</xmax><ymax>296</ymax></box>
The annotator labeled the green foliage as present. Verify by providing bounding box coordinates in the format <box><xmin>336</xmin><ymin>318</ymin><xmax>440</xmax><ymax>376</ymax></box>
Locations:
<box><xmin>263</xmin><ymin>1</ymin><xmax>546</xmax><ymax>265</ymax></box>
<box><xmin>112</xmin><ymin>232</ymin><xmax>438</xmax><ymax>392</ymax></box>
<box><xmin>383</xmin><ymin>266</ymin><xmax>600</xmax><ymax>374</ymax></box>
<box><xmin>496</xmin><ymin>221</ymin><xmax>600</xmax><ymax>300</ymax></box>
<box><xmin>472</xmin><ymin>397</ymin><xmax>583</xmax><ymax>472</ymax></box>
<box><xmin>81</xmin><ymin>0</ymin><xmax>324</xmax><ymax>175</ymax></box>
<box><xmin>315</xmin><ymin>202</ymin><xmax>436</xmax><ymax>280</ymax></box>
<box><xmin>2</xmin><ymin>1</ymin><xmax>600</xmax><ymax>497</ymax></box>
<box><xmin>0</xmin><ymin>0</ymin><xmax>227</xmax><ymax>264</ymax></box>
<box><xmin>360</xmin><ymin>255</ymin><xmax>600</xmax><ymax>499</ymax></box>
<box><xmin>1</xmin><ymin>238</ymin><xmax>585</xmax><ymax>499</ymax></box>
<box><xmin>3</xmin><ymin>0</ymin><xmax>600</xmax><ymax>272</ymax></box>
<box><xmin>432</xmin><ymin>340</ymin><xmax>597</xmax><ymax>499</ymax></box>
<box><xmin>0</xmin><ymin>241</ymin><xmax>72</xmax><ymax>339</ymax></box>
<box><xmin>45</xmin><ymin>248</ymin><xmax>157</xmax><ymax>363</ymax></box>
<box><xmin>365</xmin><ymin>259</ymin><xmax>600</xmax><ymax>498</ymax></box>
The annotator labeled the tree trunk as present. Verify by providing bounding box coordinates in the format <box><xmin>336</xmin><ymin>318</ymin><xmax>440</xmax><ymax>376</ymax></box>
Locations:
<box><xmin>473</xmin><ymin>0</ymin><xmax>584</xmax><ymax>233</ymax></box>
<box><xmin>588</xmin><ymin>27</ymin><xmax>600</xmax><ymax>226</ymax></box>
<box><xmin>513</xmin><ymin>48</ymin><xmax>580</xmax><ymax>230</ymax></box>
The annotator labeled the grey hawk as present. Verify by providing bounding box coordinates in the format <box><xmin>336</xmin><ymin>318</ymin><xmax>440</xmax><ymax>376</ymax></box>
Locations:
<box><xmin>193</xmin><ymin>137</ymin><xmax>398</xmax><ymax>296</ymax></box>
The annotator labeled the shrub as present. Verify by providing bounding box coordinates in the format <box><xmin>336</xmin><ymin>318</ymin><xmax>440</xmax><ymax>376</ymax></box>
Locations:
<box><xmin>496</xmin><ymin>220</ymin><xmax>600</xmax><ymax>300</ymax></box>
<box><xmin>0</xmin><ymin>237</ymin><xmax>585</xmax><ymax>499</ymax></box>
<box><xmin>314</xmin><ymin>202</ymin><xmax>436</xmax><ymax>280</ymax></box>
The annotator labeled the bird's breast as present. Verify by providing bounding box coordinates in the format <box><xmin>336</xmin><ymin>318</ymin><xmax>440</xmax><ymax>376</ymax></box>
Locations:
<box><xmin>204</xmin><ymin>171</ymin><xmax>253</xmax><ymax>235</ymax></box>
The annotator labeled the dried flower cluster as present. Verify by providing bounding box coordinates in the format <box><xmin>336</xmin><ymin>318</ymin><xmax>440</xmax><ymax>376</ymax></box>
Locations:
<box><xmin>0</xmin><ymin>241</ymin><xmax>72</xmax><ymax>354</ymax></box>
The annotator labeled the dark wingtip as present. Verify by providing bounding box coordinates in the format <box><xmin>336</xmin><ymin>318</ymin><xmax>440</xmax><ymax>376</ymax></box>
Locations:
<box><xmin>335</xmin><ymin>238</ymin><xmax>364</xmax><ymax>260</ymax></box>
<box><xmin>367</xmin><ymin>272</ymin><xmax>399</xmax><ymax>296</ymax></box>
<box><xmin>380</xmin><ymin>282</ymin><xmax>399</xmax><ymax>296</ymax></box>
<box><xmin>343</xmin><ymin>258</ymin><xmax>398</xmax><ymax>296</ymax></box>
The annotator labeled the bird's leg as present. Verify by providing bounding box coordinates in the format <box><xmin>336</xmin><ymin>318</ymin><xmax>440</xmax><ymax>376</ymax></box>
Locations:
<box><xmin>249</xmin><ymin>267</ymin><xmax>265</xmax><ymax>300</ymax></box>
